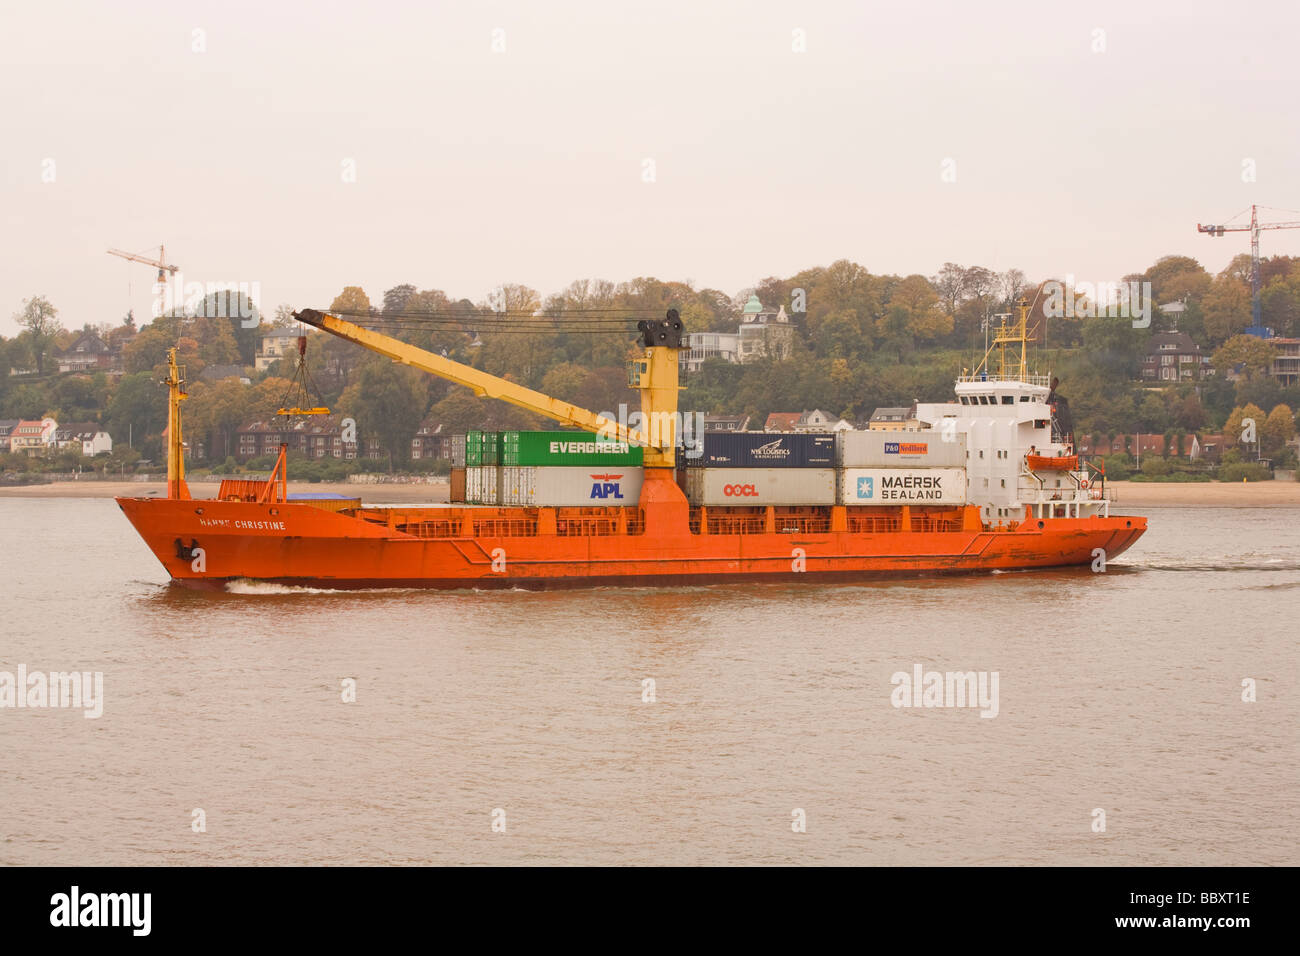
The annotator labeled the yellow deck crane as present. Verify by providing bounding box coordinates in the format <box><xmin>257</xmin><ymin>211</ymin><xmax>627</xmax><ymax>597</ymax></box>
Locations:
<box><xmin>291</xmin><ymin>308</ymin><xmax>686</xmax><ymax>469</ymax></box>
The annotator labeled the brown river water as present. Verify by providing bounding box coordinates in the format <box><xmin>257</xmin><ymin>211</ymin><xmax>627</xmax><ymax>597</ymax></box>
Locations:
<box><xmin>1</xmin><ymin>497</ymin><xmax>1296</xmax><ymax>866</ymax></box>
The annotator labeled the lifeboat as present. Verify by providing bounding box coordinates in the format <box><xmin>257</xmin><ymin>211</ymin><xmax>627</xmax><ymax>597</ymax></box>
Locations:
<box><xmin>1026</xmin><ymin>454</ymin><xmax>1078</xmax><ymax>471</ymax></box>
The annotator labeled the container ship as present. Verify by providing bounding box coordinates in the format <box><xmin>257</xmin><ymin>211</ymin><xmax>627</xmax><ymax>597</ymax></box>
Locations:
<box><xmin>117</xmin><ymin>305</ymin><xmax>1146</xmax><ymax>590</ymax></box>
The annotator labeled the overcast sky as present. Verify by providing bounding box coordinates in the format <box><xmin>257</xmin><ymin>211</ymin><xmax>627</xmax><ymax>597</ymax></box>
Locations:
<box><xmin>2</xmin><ymin>0</ymin><xmax>1298</xmax><ymax>335</ymax></box>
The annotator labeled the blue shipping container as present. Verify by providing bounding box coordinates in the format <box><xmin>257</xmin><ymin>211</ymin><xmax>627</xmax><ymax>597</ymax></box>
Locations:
<box><xmin>685</xmin><ymin>432</ymin><xmax>837</xmax><ymax>468</ymax></box>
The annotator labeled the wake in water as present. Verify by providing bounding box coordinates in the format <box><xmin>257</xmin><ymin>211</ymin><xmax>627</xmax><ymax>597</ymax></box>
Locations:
<box><xmin>223</xmin><ymin>579</ymin><xmax>420</xmax><ymax>596</ymax></box>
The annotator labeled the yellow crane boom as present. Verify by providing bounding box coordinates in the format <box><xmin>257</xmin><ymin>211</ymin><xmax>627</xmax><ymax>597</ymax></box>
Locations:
<box><xmin>291</xmin><ymin>308</ymin><xmax>685</xmax><ymax>468</ymax></box>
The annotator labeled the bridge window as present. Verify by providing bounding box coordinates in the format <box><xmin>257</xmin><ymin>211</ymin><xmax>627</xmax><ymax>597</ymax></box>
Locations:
<box><xmin>1001</xmin><ymin>396</ymin><xmax>1014</xmax><ymax>404</ymax></box>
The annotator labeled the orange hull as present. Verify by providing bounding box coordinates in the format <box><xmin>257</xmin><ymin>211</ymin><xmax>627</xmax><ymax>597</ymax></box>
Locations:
<box><xmin>115</xmin><ymin>487</ymin><xmax>1146</xmax><ymax>592</ymax></box>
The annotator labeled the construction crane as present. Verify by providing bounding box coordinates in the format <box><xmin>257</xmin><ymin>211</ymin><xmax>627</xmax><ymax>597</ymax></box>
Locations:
<box><xmin>1197</xmin><ymin>205</ymin><xmax>1300</xmax><ymax>337</ymax></box>
<box><xmin>107</xmin><ymin>245</ymin><xmax>179</xmax><ymax>315</ymax></box>
<box><xmin>292</xmin><ymin>307</ymin><xmax>684</xmax><ymax>468</ymax></box>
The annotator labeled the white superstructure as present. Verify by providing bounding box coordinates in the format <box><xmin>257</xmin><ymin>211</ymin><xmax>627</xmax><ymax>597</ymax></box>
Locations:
<box><xmin>912</xmin><ymin>309</ymin><xmax>1108</xmax><ymax>525</ymax></box>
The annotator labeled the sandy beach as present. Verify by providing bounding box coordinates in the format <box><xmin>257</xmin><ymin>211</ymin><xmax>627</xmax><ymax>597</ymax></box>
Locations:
<box><xmin>2</xmin><ymin>477</ymin><xmax>1296</xmax><ymax>507</ymax></box>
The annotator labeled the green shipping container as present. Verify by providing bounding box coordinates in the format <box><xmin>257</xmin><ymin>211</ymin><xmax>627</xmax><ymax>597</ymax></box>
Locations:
<box><xmin>482</xmin><ymin>432</ymin><xmax>501</xmax><ymax>465</ymax></box>
<box><xmin>465</xmin><ymin>431</ymin><xmax>484</xmax><ymax>465</ymax></box>
<box><xmin>497</xmin><ymin>430</ymin><xmax>643</xmax><ymax>466</ymax></box>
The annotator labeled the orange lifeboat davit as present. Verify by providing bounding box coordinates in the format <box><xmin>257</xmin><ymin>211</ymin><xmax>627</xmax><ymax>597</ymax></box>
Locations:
<box><xmin>1027</xmin><ymin>454</ymin><xmax>1078</xmax><ymax>471</ymax></box>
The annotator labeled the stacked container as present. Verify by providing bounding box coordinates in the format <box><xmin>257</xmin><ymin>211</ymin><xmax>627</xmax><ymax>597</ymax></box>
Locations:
<box><xmin>463</xmin><ymin>431</ymin><xmax>500</xmax><ymax>504</ymax></box>
<box><xmin>458</xmin><ymin>431</ymin><xmax>645</xmax><ymax>507</ymax></box>
<box><xmin>682</xmin><ymin>433</ymin><xmax>837</xmax><ymax>506</ymax></box>
<box><xmin>836</xmin><ymin>431</ymin><xmax>967</xmax><ymax>506</ymax></box>
<box><xmin>500</xmin><ymin>431</ymin><xmax>643</xmax><ymax>506</ymax></box>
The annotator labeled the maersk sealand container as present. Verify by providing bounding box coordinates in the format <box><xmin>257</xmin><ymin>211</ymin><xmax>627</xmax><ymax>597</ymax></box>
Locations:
<box><xmin>685</xmin><ymin>432</ymin><xmax>837</xmax><ymax>468</ymax></box>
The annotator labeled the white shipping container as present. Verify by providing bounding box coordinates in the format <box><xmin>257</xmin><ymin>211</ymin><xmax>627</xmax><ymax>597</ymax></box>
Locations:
<box><xmin>838</xmin><ymin>468</ymin><xmax>967</xmax><ymax>506</ymax></box>
<box><xmin>506</xmin><ymin>466</ymin><xmax>644</xmax><ymax>506</ymax></box>
<box><xmin>499</xmin><ymin>465</ymin><xmax>520</xmax><ymax>505</ymax></box>
<box><xmin>466</xmin><ymin>466</ymin><xmax>500</xmax><ymax>504</ymax></box>
<box><xmin>838</xmin><ymin>430</ymin><xmax>966</xmax><ymax>468</ymax></box>
<box><xmin>684</xmin><ymin>468</ymin><xmax>836</xmax><ymax>506</ymax></box>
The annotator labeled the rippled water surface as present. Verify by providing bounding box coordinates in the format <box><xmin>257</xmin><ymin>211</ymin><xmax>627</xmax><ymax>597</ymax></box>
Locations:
<box><xmin>2</xmin><ymin>498</ymin><xmax>1296</xmax><ymax>865</ymax></box>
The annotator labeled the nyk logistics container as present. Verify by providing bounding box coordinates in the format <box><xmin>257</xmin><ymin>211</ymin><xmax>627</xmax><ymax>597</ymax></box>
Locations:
<box><xmin>686</xmin><ymin>432</ymin><xmax>836</xmax><ymax>468</ymax></box>
<box><xmin>500</xmin><ymin>466</ymin><xmax>644</xmax><ymax>506</ymax></box>
<box><xmin>684</xmin><ymin>468</ymin><xmax>836</xmax><ymax>506</ymax></box>
<box><xmin>500</xmin><ymin>431</ymin><xmax>643</xmax><ymax>467</ymax></box>
<box><xmin>838</xmin><ymin>468</ymin><xmax>966</xmax><ymax>506</ymax></box>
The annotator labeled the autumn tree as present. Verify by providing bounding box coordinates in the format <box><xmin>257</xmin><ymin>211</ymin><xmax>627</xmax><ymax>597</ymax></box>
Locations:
<box><xmin>1260</xmin><ymin>404</ymin><xmax>1296</xmax><ymax>456</ymax></box>
<box><xmin>330</xmin><ymin>286</ymin><xmax>373</xmax><ymax>320</ymax></box>
<box><xmin>1212</xmin><ymin>335</ymin><xmax>1275</xmax><ymax>379</ymax></box>
<box><xmin>1223</xmin><ymin>403</ymin><xmax>1267</xmax><ymax>448</ymax></box>
<box><xmin>1203</xmin><ymin>277</ymin><xmax>1251</xmax><ymax>343</ymax></box>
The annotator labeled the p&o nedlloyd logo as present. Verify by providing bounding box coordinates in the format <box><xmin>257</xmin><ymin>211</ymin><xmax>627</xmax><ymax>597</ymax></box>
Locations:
<box><xmin>885</xmin><ymin>441</ymin><xmax>929</xmax><ymax>455</ymax></box>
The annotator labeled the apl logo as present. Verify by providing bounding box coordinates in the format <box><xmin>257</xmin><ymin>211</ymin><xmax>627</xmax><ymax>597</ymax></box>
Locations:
<box><xmin>857</xmin><ymin>476</ymin><xmax>874</xmax><ymax>499</ymax></box>
<box><xmin>751</xmin><ymin>438</ymin><xmax>790</xmax><ymax>459</ymax></box>
<box><xmin>589</xmin><ymin>473</ymin><xmax>624</xmax><ymax>499</ymax></box>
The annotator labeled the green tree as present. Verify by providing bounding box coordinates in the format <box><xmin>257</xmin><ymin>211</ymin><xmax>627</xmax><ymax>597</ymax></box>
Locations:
<box><xmin>107</xmin><ymin>372</ymin><xmax>167</xmax><ymax>446</ymax></box>
<box><xmin>13</xmin><ymin>295</ymin><xmax>63</xmax><ymax>375</ymax></box>
<box><xmin>351</xmin><ymin>359</ymin><xmax>429</xmax><ymax>471</ymax></box>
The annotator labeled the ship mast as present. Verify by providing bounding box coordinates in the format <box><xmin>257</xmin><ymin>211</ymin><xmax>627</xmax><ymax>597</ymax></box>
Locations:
<box><xmin>972</xmin><ymin>300</ymin><xmax>1035</xmax><ymax>382</ymax></box>
<box><xmin>163</xmin><ymin>347</ymin><xmax>191</xmax><ymax>500</ymax></box>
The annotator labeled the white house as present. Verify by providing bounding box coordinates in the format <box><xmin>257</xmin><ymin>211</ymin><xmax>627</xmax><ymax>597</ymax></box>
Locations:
<box><xmin>55</xmin><ymin>423</ymin><xmax>113</xmax><ymax>457</ymax></box>
<box><xmin>680</xmin><ymin>332</ymin><xmax>740</xmax><ymax>372</ymax></box>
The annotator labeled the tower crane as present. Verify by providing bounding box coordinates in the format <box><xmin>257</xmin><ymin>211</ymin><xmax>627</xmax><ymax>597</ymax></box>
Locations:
<box><xmin>1197</xmin><ymin>205</ymin><xmax>1300</xmax><ymax>337</ymax></box>
<box><xmin>107</xmin><ymin>245</ymin><xmax>180</xmax><ymax>315</ymax></box>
